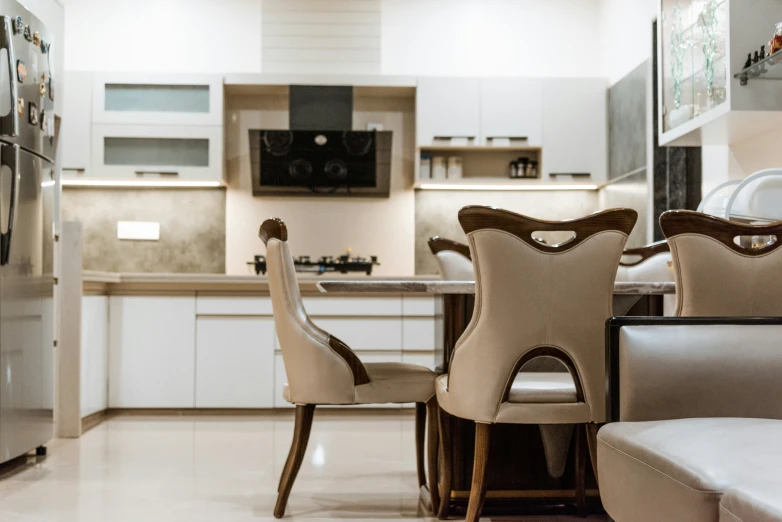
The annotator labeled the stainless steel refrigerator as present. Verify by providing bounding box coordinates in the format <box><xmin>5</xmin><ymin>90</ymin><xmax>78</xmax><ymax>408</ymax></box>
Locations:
<box><xmin>0</xmin><ymin>0</ymin><xmax>56</xmax><ymax>465</ymax></box>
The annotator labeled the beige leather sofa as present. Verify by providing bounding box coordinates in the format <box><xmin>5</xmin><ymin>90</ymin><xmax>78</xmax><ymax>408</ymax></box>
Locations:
<box><xmin>599</xmin><ymin>317</ymin><xmax>782</xmax><ymax>522</ymax></box>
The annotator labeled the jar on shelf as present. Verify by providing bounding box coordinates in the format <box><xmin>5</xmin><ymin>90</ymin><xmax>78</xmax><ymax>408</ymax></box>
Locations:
<box><xmin>431</xmin><ymin>157</ymin><xmax>447</xmax><ymax>180</ymax></box>
<box><xmin>447</xmin><ymin>156</ymin><xmax>463</xmax><ymax>179</ymax></box>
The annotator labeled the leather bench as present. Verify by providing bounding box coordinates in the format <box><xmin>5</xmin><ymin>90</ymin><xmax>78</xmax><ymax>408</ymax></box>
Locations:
<box><xmin>598</xmin><ymin>318</ymin><xmax>782</xmax><ymax>522</ymax></box>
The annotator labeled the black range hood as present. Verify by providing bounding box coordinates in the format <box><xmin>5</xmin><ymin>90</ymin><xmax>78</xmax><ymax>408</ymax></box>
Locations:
<box><xmin>289</xmin><ymin>85</ymin><xmax>353</xmax><ymax>131</ymax></box>
<box><xmin>250</xmin><ymin>85</ymin><xmax>392</xmax><ymax>198</ymax></box>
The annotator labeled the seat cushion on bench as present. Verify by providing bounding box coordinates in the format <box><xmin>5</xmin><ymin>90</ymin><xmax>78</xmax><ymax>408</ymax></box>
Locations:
<box><xmin>598</xmin><ymin>418</ymin><xmax>782</xmax><ymax>522</ymax></box>
<box><xmin>721</xmin><ymin>485</ymin><xmax>782</xmax><ymax>522</ymax></box>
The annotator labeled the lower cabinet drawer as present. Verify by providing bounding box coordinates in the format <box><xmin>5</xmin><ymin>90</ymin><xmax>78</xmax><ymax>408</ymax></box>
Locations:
<box><xmin>195</xmin><ymin>317</ymin><xmax>275</xmax><ymax>408</ymax></box>
<box><xmin>310</xmin><ymin>318</ymin><xmax>402</xmax><ymax>351</ymax></box>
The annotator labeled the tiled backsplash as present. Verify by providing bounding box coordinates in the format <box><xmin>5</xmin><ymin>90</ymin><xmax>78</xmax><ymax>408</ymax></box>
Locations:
<box><xmin>62</xmin><ymin>188</ymin><xmax>226</xmax><ymax>273</ymax></box>
<box><xmin>415</xmin><ymin>190</ymin><xmax>599</xmax><ymax>275</ymax></box>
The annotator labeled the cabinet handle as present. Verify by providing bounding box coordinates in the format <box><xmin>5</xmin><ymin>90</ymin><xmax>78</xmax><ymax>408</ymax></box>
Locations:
<box><xmin>486</xmin><ymin>136</ymin><xmax>529</xmax><ymax>141</ymax></box>
<box><xmin>549</xmin><ymin>172</ymin><xmax>592</xmax><ymax>177</ymax></box>
<box><xmin>63</xmin><ymin>168</ymin><xmax>86</xmax><ymax>173</ymax></box>
<box><xmin>135</xmin><ymin>170</ymin><xmax>179</xmax><ymax>176</ymax></box>
<box><xmin>433</xmin><ymin>135</ymin><xmax>477</xmax><ymax>140</ymax></box>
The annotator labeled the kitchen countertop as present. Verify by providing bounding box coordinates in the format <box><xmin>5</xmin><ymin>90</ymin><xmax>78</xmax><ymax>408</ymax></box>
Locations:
<box><xmin>316</xmin><ymin>280</ymin><xmax>676</xmax><ymax>295</ymax></box>
<box><xmin>81</xmin><ymin>271</ymin><xmax>440</xmax><ymax>296</ymax></box>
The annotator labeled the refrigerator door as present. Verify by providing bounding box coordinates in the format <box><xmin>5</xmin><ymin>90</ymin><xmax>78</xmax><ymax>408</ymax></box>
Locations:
<box><xmin>0</xmin><ymin>142</ymin><xmax>54</xmax><ymax>464</ymax></box>
<box><xmin>0</xmin><ymin>2</ymin><xmax>55</xmax><ymax>159</ymax></box>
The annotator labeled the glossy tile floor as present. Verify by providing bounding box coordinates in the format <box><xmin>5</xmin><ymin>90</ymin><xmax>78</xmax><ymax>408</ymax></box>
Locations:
<box><xmin>0</xmin><ymin>413</ymin><xmax>606</xmax><ymax>521</ymax></box>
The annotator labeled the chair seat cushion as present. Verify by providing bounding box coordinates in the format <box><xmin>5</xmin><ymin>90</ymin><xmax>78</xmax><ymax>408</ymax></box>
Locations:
<box><xmin>508</xmin><ymin>372</ymin><xmax>578</xmax><ymax>403</ymax></box>
<box><xmin>283</xmin><ymin>362</ymin><xmax>436</xmax><ymax>405</ymax></box>
<box><xmin>598</xmin><ymin>418</ymin><xmax>782</xmax><ymax>522</ymax></box>
<box><xmin>436</xmin><ymin>374</ymin><xmax>589</xmax><ymax>424</ymax></box>
<box><xmin>721</xmin><ymin>485</ymin><xmax>782</xmax><ymax>522</ymax></box>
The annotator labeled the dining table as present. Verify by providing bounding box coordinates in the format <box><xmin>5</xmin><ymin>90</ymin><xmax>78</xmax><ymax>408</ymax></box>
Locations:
<box><xmin>316</xmin><ymin>279</ymin><xmax>676</xmax><ymax>516</ymax></box>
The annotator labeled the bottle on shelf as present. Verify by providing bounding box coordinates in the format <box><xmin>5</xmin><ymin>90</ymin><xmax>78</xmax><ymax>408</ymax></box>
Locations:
<box><xmin>447</xmin><ymin>156</ymin><xmax>463</xmax><ymax>179</ymax></box>
<box><xmin>431</xmin><ymin>157</ymin><xmax>447</xmax><ymax>180</ymax></box>
<box><xmin>420</xmin><ymin>155</ymin><xmax>432</xmax><ymax>179</ymax></box>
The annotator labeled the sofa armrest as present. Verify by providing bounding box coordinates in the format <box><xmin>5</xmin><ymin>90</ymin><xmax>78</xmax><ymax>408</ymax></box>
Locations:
<box><xmin>606</xmin><ymin>317</ymin><xmax>782</xmax><ymax>423</ymax></box>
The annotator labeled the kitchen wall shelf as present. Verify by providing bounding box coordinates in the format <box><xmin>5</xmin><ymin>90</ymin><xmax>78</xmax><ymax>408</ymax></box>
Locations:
<box><xmin>734</xmin><ymin>50</ymin><xmax>782</xmax><ymax>85</ymax></box>
<box><xmin>416</xmin><ymin>146</ymin><xmax>542</xmax><ymax>182</ymax></box>
<box><xmin>413</xmin><ymin>179</ymin><xmax>600</xmax><ymax>191</ymax></box>
<box><xmin>419</xmin><ymin>145</ymin><xmax>541</xmax><ymax>153</ymax></box>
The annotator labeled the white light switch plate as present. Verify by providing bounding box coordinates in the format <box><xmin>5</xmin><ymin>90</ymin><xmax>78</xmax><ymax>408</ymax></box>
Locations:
<box><xmin>117</xmin><ymin>221</ymin><xmax>160</xmax><ymax>241</ymax></box>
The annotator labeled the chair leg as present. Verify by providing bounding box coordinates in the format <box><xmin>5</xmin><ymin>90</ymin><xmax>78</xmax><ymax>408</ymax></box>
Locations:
<box><xmin>415</xmin><ymin>402</ymin><xmax>427</xmax><ymax>488</ymax></box>
<box><xmin>586</xmin><ymin>423</ymin><xmax>600</xmax><ymax>484</ymax></box>
<box><xmin>274</xmin><ymin>404</ymin><xmax>315</xmax><ymax>519</ymax></box>
<box><xmin>465</xmin><ymin>423</ymin><xmax>492</xmax><ymax>522</ymax></box>
<box><xmin>278</xmin><ymin>450</ymin><xmax>294</xmax><ymax>493</ymax></box>
<box><xmin>426</xmin><ymin>397</ymin><xmax>441</xmax><ymax>514</ymax></box>
<box><xmin>575</xmin><ymin>424</ymin><xmax>587</xmax><ymax>517</ymax></box>
<box><xmin>437</xmin><ymin>406</ymin><xmax>453</xmax><ymax>520</ymax></box>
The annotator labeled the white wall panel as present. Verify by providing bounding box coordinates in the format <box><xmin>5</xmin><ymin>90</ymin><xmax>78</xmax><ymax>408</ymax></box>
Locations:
<box><xmin>80</xmin><ymin>296</ymin><xmax>109</xmax><ymax>417</ymax></box>
<box><xmin>381</xmin><ymin>0</ymin><xmax>602</xmax><ymax>77</ymax></box>
<box><xmin>63</xmin><ymin>0</ymin><xmax>262</xmax><ymax>73</ymax></box>
<box><xmin>262</xmin><ymin>0</ymin><xmax>380</xmax><ymax>74</ymax></box>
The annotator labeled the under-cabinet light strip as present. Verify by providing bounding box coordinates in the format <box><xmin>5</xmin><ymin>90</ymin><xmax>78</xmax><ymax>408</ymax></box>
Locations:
<box><xmin>62</xmin><ymin>180</ymin><xmax>222</xmax><ymax>188</ymax></box>
<box><xmin>417</xmin><ymin>183</ymin><xmax>600</xmax><ymax>191</ymax></box>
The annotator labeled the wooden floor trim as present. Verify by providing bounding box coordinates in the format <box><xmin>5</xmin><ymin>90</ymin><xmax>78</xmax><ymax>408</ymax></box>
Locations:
<box><xmin>80</xmin><ymin>410</ymin><xmax>109</xmax><ymax>434</ymax></box>
<box><xmin>451</xmin><ymin>489</ymin><xmax>600</xmax><ymax>500</ymax></box>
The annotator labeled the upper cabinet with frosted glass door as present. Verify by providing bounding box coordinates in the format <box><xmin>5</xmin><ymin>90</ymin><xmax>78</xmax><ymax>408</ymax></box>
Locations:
<box><xmin>658</xmin><ymin>0</ymin><xmax>782</xmax><ymax>146</ymax></box>
<box><xmin>92</xmin><ymin>73</ymin><xmax>223</xmax><ymax>126</ymax></box>
<box><xmin>86</xmin><ymin>73</ymin><xmax>225</xmax><ymax>184</ymax></box>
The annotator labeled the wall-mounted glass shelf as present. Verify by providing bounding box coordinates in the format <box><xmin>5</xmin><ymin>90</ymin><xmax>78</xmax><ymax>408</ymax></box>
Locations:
<box><xmin>734</xmin><ymin>50</ymin><xmax>782</xmax><ymax>86</ymax></box>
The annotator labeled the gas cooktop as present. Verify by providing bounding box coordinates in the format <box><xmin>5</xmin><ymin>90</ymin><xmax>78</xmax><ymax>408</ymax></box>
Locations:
<box><xmin>249</xmin><ymin>254</ymin><xmax>380</xmax><ymax>276</ymax></box>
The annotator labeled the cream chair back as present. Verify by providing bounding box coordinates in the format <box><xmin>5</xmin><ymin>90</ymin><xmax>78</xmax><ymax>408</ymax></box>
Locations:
<box><xmin>428</xmin><ymin>236</ymin><xmax>474</xmax><ymax>280</ymax></box>
<box><xmin>660</xmin><ymin>210</ymin><xmax>782</xmax><ymax>317</ymax></box>
<box><xmin>444</xmin><ymin>207</ymin><xmax>637</xmax><ymax>423</ymax></box>
<box><xmin>261</xmin><ymin>219</ymin><xmax>369</xmax><ymax>405</ymax></box>
<box><xmin>616</xmin><ymin>241</ymin><xmax>675</xmax><ymax>315</ymax></box>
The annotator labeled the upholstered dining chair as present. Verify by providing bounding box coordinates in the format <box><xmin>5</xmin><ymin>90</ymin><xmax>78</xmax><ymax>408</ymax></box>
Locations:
<box><xmin>435</xmin><ymin>207</ymin><xmax>637</xmax><ymax>521</ymax></box>
<box><xmin>261</xmin><ymin>218</ymin><xmax>440</xmax><ymax>518</ymax></box>
<box><xmin>616</xmin><ymin>240</ymin><xmax>675</xmax><ymax>315</ymax></box>
<box><xmin>428</xmin><ymin>236</ymin><xmax>474</xmax><ymax>280</ymax></box>
<box><xmin>660</xmin><ymin>210</ymin><xmax>782</xmax><ymax>316</ymax></box>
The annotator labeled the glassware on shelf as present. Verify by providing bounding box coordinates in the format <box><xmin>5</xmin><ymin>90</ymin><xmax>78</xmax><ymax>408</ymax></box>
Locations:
<box><xmin>661</xmin><ymin>0</ymin><xmax>728</xmax><ymax>132</ymax></box>
<box><xmin>771</xmin><ymin>23</ymin><xmax>782</xmax><ymax>55</ymax></box>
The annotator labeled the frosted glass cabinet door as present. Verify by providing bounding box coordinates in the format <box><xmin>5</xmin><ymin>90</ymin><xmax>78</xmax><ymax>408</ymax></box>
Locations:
<box><xmin>92</xmin><ymin>73</ymin><xmax>223</xmax><ymax>126</ymax></box>
<box><xmin>92</xmin><ymin>124</ymin><xmax>224</xmax><ymax>182</ymax></box>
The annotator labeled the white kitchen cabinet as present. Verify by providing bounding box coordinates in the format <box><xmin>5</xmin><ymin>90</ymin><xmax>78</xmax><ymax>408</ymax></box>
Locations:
<box><xmin>91</xmin><ymin>124</ymin><xmax>224</xmax><ymax>183</ymax></box>
<box><xmin>60</xmin><ymin>71</ymin><xmax>93</xmax><ymax>179</ymax></box>
<box><xmin>303</xmin><ymin>296</ymin><xmax>401</xmax><ymax>316</ymax></box>
<box><xmin>92</xmin><ymin>73</ymin><xmax>224</xmax><ymax>127</ymax></box>
<box><xmin>312</xmin><ymin>318</ymin><xmax>402</xmax><ymax>351</ymax></box>
<box><xmin>541</xmin><ymin>78</ymin><xmax>608</xmax><ymax>181</ymax></box>
<box><xmin>402</xmin><ymin>296</ymin><xmax>435</xmax><ymax>317</ymax></box>
<box><xmin>80</xmin><ymin>296</ymin><xmax>108</xmax><ymax>417</ymax></box>
<box><xmin>402</xmin><ymin>317</ymin><xmax>435</xmax><ymax>351</ymax></box>
<box><xmin>416</xmin><ymin>77</ymin><xmax>481</xmax><ymax>146</ymax></box>
<box><xmin>195</xmin><ymin>317</ymin><xmax>275</xmax><ymax>408</ymax></box>
<box><xmin>480</xmin><ymin>78</ymin><xmax>543</xmax><ymax>146</ymax></box>
<box><xmin>108</xmin><ymin>296</ymin><xmax>196</xmax><ymax>408</ymax></box>
<box><xmin>196</xmin><ymin>296</ymin><xmax>273</xmax><ymax>316</ymax></box>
